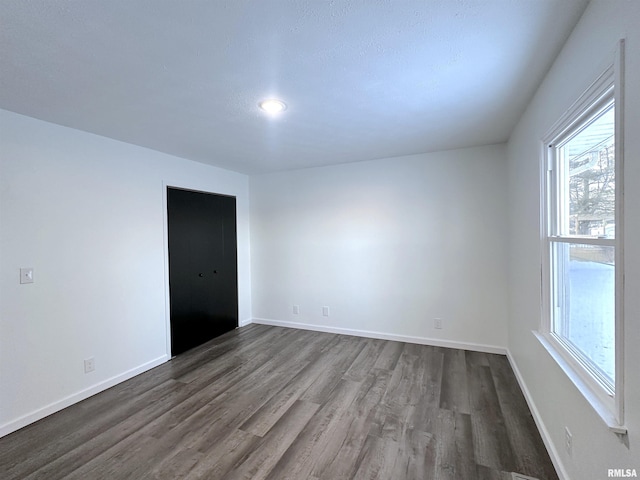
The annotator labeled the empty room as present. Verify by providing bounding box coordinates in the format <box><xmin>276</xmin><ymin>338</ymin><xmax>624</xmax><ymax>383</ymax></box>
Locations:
<box><xmin>0</xmin><ymin>1</ymin><xmax>638</xmax><ymax>479</ymax></box>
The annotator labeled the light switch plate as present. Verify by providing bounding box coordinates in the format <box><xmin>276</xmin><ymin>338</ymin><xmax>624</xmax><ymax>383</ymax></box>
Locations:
<box><xmin>20</xmin><ymin>267</ymin><xmax>34</xmax><ymax>284</ymax></box>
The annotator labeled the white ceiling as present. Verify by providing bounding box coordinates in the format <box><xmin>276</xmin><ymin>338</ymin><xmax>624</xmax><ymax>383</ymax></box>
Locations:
<box><xmin>0</xmin><ymin>0</ymin><xmax>588</xmax><ymax>174</ymax></box>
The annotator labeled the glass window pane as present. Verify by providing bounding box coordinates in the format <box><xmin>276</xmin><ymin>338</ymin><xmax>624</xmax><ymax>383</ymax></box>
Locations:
<box><xmin>558</xmin><ymin>104</ymin><xmax>615</xmax><ymax>238</ymax></box>
<box><xmin>552</xmin><ymin>242</ymin><xmax>615</xmax><ymax>386</ymax></box>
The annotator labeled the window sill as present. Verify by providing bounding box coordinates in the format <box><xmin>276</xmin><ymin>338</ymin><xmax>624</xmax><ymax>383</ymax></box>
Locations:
<box><xmin>533</xmin><ymin>330</ymin><xmax>627</xmax><ymax>435</ymax></box>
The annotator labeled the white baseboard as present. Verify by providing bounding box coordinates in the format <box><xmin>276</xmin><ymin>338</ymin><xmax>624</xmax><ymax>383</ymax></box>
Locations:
<box><xmin>238</xmin><ymin>317</ymin><xmax>253</xmax><ymax>327</ymax></box>
<box><xmin>506</xmin><ymin>351</ymin><xmax>568</xmax><ymax>480</ymax></box>
<box><xmin>0</xmin><ymin>354</ymin><xmax>169</xmax><ymax>438</ymax></box>
<box><xmin>251</xmin><ymin>317</ymin><xmax>507</xmax><ymax>355</ymax></box>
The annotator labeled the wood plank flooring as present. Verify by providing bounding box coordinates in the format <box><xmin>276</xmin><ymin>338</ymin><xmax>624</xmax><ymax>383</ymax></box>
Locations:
<box><xmin>0</xmin><ymin>325</ymin><xmax>559</xmax><ymax>480</ymax></box>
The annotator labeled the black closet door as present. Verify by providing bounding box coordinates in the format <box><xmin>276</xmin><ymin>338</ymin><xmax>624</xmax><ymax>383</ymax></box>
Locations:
<box><xmin>167</xmin><ymin>187</ymin><xmax>238</xmax><ymax>355</ymax></box>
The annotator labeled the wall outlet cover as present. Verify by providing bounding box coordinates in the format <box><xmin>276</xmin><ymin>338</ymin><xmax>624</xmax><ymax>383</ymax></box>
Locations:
<box><xmin>564</xmin><ymin>426</ymin><xmax>573</xmax><ymax>456</ymax></box>
<box><xmin>84</xmin><ymin>357</ymin><xmax>95</xmax><ymax>373</ymax></box>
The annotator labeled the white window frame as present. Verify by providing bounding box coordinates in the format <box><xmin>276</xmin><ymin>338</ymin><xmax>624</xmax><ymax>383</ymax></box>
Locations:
<box><xmin>538</xmin><ymin>40</ymin><xmax>625</xmax><ymax>434</ymax></box>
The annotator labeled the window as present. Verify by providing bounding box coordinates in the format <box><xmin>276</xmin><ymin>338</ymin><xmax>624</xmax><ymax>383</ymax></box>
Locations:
<box><xmin>540</xmin><ymin>42</ymin><xmax>625</xmax><ymax>432</ymax></box>
<box><xmin>550</xmin><ymin>99</ymin><xmax>615</xmax><ymax>389</ymax></box>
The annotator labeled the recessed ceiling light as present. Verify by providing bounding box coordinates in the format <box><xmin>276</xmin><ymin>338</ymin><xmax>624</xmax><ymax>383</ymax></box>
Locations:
<box><xmin>259</xmin><ymin>99</ymin><xmax>287</xmax><ymax>114</ymax></box>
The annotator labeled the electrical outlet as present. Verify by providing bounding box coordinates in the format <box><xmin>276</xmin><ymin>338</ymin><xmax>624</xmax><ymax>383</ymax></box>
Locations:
<box><xmin>84</xmin><ymin>357</ymin><xmax>95</xmax><ymax>373</ymax></box>
<box><xmin>434</xmin><ymin>318</ymin><xmax>443</xmax><ymax>329</ymax></box>
<box><xmin>293</xmin><ymin>305</ymin><xmax>300</xmax><ymax>315</ymax></box>
<box><xmin>322</xmin><ymin>306</ymin><xmax>330</xmax><ymax>317</ymax></box>
<box><xmin>564</xmin><ymin>427</ymin><xmax>572</xmax><ymax>456</ymax></box>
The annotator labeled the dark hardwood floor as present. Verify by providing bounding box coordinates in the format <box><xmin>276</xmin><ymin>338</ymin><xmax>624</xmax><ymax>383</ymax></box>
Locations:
<box><xmin>0</xmin><ymin>325</ymin><xmax>558</xmax><ymax>480</ymax></box>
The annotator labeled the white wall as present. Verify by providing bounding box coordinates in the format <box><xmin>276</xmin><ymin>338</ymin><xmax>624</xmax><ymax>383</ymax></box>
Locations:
<box><xmin>507</xmin><ymin>1</ymin><xmax>640</xmax><ymax>478</ymax></box>
<box><xmin>250</xmin><ymin>145</ymin><xmax>509</xmax><ymax>351</ymax></box>
<box><xmin>0</xmin><ymin>109</ymin><xmax>251</xmax><ymax>436</ymax></box>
